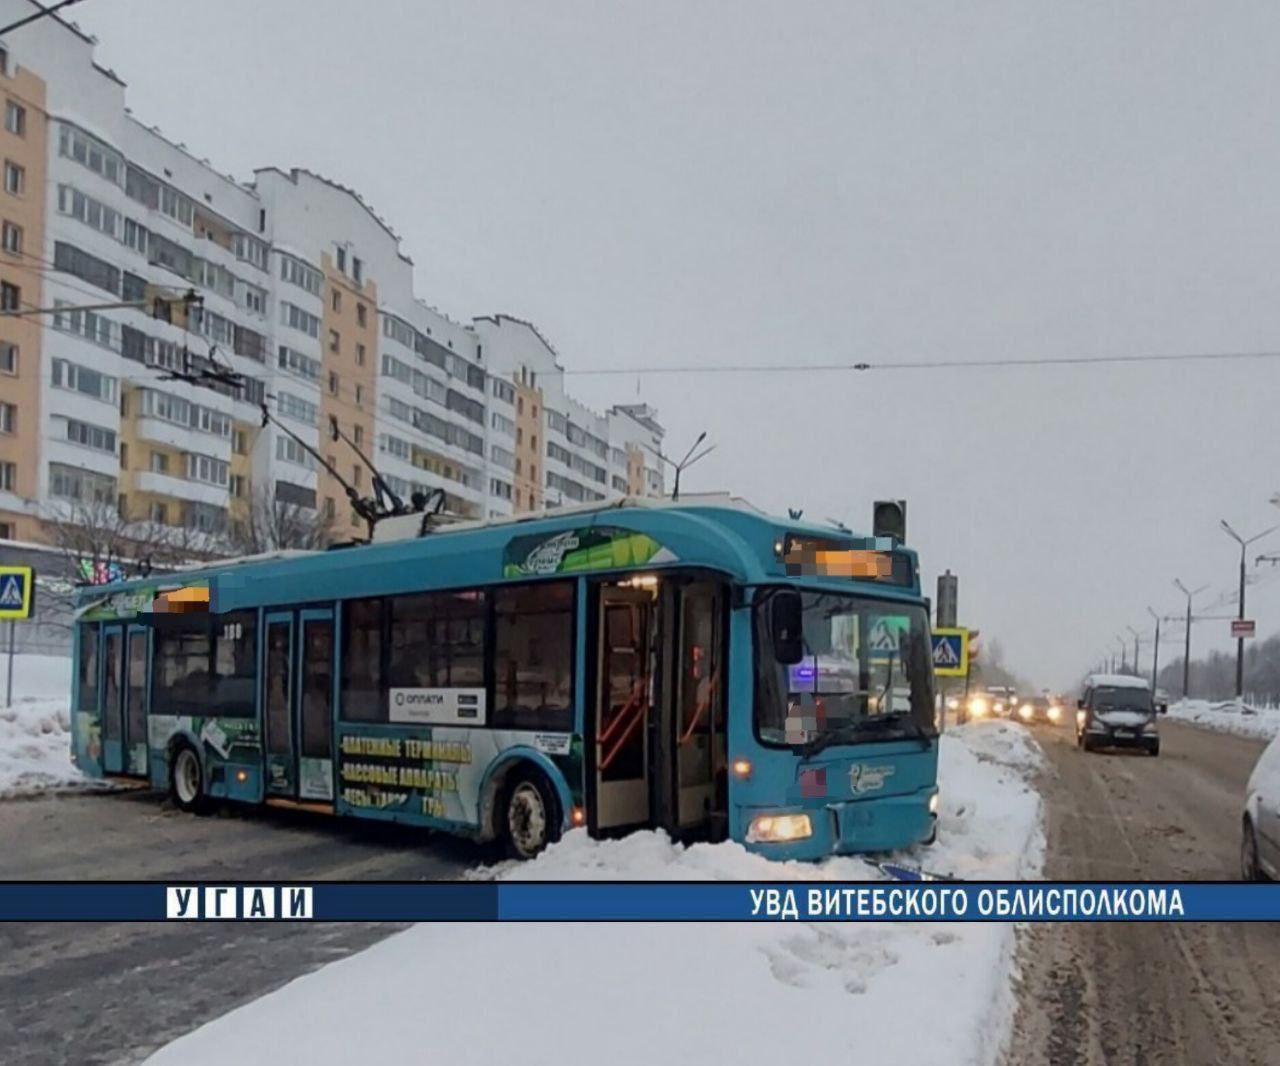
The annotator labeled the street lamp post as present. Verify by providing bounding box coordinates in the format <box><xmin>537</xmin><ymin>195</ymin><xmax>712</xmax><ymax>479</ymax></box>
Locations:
<box><xmin>1220</xmin><ymin>521</ymin><xmax>1277</xmax><ymax>701</ymax></box>
<box><xmin>1116</xmin><ymin>636</ymin><xmax>1127</xmax><ymax>674</ymax></box>
<box><xmin>1173</xmin><ymin>579</ymin><xmax>1208</xmax><ymax>700</ymax></box>
<box><xmin>1147</xmin><ymin>607</ymin><xmax>1161</xmax><ymax>692</ymax></box>
<box><xmin>1126</xmin><ymin>625</ymin><xmax>1140</xmax><ymax>676</ymax></box>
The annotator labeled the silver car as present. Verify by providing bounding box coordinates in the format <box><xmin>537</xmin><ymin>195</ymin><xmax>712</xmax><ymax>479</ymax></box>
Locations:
<box><xmin>1242</xmin><ymin>732</ymin><xmax>1280</xmax><ymax>880</ymax></box>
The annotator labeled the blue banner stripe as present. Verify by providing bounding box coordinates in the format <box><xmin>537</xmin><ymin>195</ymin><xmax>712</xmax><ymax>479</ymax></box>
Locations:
<box><xmin>0</xmin><ymin>882</ymin><xmax>1279</xmax><ymax>922</ymax></box>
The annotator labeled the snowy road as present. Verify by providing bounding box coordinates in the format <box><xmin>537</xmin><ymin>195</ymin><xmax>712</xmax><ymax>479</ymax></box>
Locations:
<box><xmin>0</xmin><ymin>790</ymin><xmax>474</xmax><ymax>1066</ymax></box>
<box><xmin>1006</xmin><ymin>720</ymin><xmax>1280</xmax><ymax>1065</ymax></box>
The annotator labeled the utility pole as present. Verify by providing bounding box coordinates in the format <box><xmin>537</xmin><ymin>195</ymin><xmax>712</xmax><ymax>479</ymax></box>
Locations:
<box><xmin>1147</xmin><ymin>606</ymin><xmax>1161</xmax><ymax>692</ymax></box>
<box><xmin>1220</xmin><ymin>521</ymin><xmax>1276</xmax><ymax>701</ymax></box>
<box><xmin>1173</xmin><ymin>579</ymin><xmax>1207</xmax><ymax>699</ymax></box>
<box><xmin>1126</xmin><ymin>625</ymin><xmax>1140</xmax><ymax>676</ymax></box>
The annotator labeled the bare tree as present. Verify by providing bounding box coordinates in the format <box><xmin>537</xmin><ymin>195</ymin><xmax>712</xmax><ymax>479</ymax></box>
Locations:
<box><xmin>225</xmin><ymin>486</ymin><xmax>333</xmax><ymax>555</ymax></box>
<box><xmin>35</xmin><ymin>499</ymin><xmax>221</xmax><ymax>640</ymax></box>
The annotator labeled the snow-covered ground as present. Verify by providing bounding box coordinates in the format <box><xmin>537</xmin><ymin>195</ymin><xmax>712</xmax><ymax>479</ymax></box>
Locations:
<box><xmin>1166</xmin><ymin>698</ymin><xmax>1280</xmax><ymax>741</ymax></box>
<box><xmin>145</xmin><ymin>722</ymin><xmax>1044</xmax><ymax>1066</ymax></box>
<box><xmin>0</xmin><ymin>653</ymin><xmax>88</xmax><ymax>797</ymax></box>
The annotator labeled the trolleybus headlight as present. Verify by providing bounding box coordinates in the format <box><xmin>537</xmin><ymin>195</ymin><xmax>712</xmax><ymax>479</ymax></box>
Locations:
<box><xmin>747</xmin><ymin>813</ymin><xmax>813</xmax><ymax>843</ymax></box>
<box><xmin>994</xmin><ymin>701</ymin><xmax>1005</xmax><ymax>714</ymax></box>
<box><xmin>928</xmin><ymin>792</ymin><xmax>939</xmax><ymax>815</ymax></box>
<box><xmin>1018</xmin><ymin>703</ymin><xmax>1033</xmax><ymax>721</ymax></box>
<box><xmin>1047</xmin><ymin>705</ymin><xmax>1061</xmax><ymax>722</ymax></box>
<box><xmin>1075</xmin><ymin>710</ymin><xmax>1086</xmax><ymax>727</ymax></box>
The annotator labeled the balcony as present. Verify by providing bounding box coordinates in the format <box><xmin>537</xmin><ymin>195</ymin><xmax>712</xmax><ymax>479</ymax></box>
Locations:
<box><xmin>136</xmin><ymin>469</ymin><xmax>228</xmax><ymax>507</ymax></box>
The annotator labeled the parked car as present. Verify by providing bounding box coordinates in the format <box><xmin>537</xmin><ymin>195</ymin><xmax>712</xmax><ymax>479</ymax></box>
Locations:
<box><xmin>1075</xmin><ymin>674</ymin><xmax>1160</xmax><ymax>755</ymax></box>
<box><xmin>1242</xmin><ymin>732</ymin><xmax>1280</xmax><ymax>880</ymax></box>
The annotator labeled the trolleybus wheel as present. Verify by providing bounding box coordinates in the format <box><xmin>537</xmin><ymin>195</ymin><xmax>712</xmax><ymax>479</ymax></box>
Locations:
<box><xmin>1242</xmin><ymin>817</ymin><xmax>1265</xmax><ymax>882</ymax></box>
<box><xmin>169</xmin><ymin>745</ymin><xmax>210</xmax><ymax>815</ymax></box>
<box><xmin>502</xmin><ymin>769</ymin><xmax>561</xmax><ymax>860</ymax></box>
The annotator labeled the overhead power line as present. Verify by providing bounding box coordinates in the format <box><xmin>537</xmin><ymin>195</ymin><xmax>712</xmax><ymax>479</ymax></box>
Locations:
<box><xmin>561</xmin><ymin>348</ymin><xmax>1280</xmax><ymax>376</ymax></box>
<box><xmin>0</xmin><ymin>0</ymin><xmax>89</xmax><ymax>37</ymax></box>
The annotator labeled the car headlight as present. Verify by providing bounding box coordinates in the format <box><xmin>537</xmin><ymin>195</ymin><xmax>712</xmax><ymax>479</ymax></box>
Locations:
<box><xmin>946</xmin><ymin>696</ymin><xmax>959</xmax><ymax>710</ymax></box>
<box><xmin>1075</xmin><ymin>710</ymin><xmax>1086</xmax><ymax>726</ymax></box>
<box><xmin>1047</xmin><ymin>705</ymin><xmax>1061</xmax><ymax>722</ymax></box>
<box><xmin>747</xmin><ymin>813</ymin><xmax>813</xmax><ymax>843</ymax></box>
<box><xmin>994</xmin><ymin>702</ymin><xmax>1005</xmax><ymax>713</ymax></box>
<box><xmin>969</xmin><ymin>698</ymin><xmax>988</xmax><ymax>717</ymax></box>
<box><xmin>1142</xmin><ymin>722</ymin><xmax>1158</xmax><ymax>734</ymax></box>
<box><xmin>1019</xmin><ymin>704</ymin><xmax>1033</xmax><ymax>720</ymax></box>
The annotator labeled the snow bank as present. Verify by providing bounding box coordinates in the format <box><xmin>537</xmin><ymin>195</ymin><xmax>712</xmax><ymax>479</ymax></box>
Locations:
<box><xmin>0</xmin><ymin>654</ymin><xmax>87</xmax><ymax>797</ymax></box>
<box><xmin>1167</xmin><ymin>699</ymin><xmax>1280</xmax><ymax>740</ymax></box>
<box><xmin>144</xmin><ymin>723</ymin><xmax>1043</xmax><ymax>1066</ymax></box>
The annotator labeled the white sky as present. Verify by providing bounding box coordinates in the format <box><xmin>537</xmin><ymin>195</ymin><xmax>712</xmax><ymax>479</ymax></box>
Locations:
<box><xmin>72</xmin><ymin>0</ymin><xmax>1280</xmax><ymax>687</ymax></box>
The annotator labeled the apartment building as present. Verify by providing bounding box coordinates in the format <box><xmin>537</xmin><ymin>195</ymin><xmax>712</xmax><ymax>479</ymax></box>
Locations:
<box><xmin>0</xmin><ymin>2</ymin><xmax>664</xmax><ymax>547</ymax></box>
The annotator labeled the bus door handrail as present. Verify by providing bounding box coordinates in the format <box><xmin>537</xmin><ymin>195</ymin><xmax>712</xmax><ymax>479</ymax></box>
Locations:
<box><xmin>679</xmin><ymin>668</ymin><xmax>720</xmax><ymax>745</ymax></box>
<box><xmin>599</xmin><ymin>677</ymin><xmax>649</xmax><ymax>772</ymax></box>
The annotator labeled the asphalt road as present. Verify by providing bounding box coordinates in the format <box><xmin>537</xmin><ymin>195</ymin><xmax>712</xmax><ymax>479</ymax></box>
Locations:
<box><xmin>1007</xmin><ymin>720</ymin><xmax>1280</xmax><ymax>1066</ymax></box>
<box><xmin>0</xmin><ymin>789</ymin><xmax>478</xmax><ymax>1066</ymax></box>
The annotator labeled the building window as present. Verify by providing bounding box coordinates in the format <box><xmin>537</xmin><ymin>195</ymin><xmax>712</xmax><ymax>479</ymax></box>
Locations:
<box><xmin>355</xmin><ymin>384</ymin><xmax>364</xmax><ymax>407</ymax></box>
<box><xmin>150</xmin><ymin>451</ymin><xmax>169</xmax><ymax>474</ymax></box>
<box><xmin>356</xmin><ymin>303</ymin><xmax>367</xmax><ymax>328</ymax></box>
<box><xmin>324</xmin><ymin>497</ymin><xmax>335</xmax><ymax>519</ymax></box>
<box><xmin>0</xmin><ymin>341</ymin><xmax>14</xmax><ymax>374</ymax></box>
<box><xmin>328</xmin><ymin>329</ymin><xmax>340</xmax><ymax>354</ymax></box>
<box><xmin>0</xmin><ymin>401</ymin><xmax>15</xmax><ymax>435</ymax></box>
<box><xmin>149</xmin><ymin>502</ymin><xmax>168</xmax><ymax>524</ymax></box>
<box><xmin>0</xmin><ymin>280</ymin><xmax>17</xmax><ymax>311</ymax></box>
<box><xmin>0</xmin><ymin>461</ymin><xmax>14</xmax><ymax>491</ymax></box>
<box><xmin>353</xmin><ymin>424</ymin><xmax>364</xmax><ymax>447</ymax></box>
<box><xmin>328</xmin><ymin>371</ymin><xmax>338</xmax><ymax>396</ymax></box>
<box><xmin>331</xmin><ymin>288</ymin><xmax>341</xmax><ymax>313</ymax></box>
<box><xmin>5</xmin><ymin>101</ymin><xmax>24</xmax><ymax>136</ymax></box>
<box><xmin>356</xmin><ymin>342</ymin><xmax>366</xmax><ymax>366</ymax></box>
<box><xmin>1</xmin><ymin>220</ymin><xmax>20</xmax><ymax>254</ymax></box>
<box><xmin>0</xmin><ymin>46</ymin><xmax>8</xmax><ymax>77</ymax></box>
<box><xmin>335</xmin><ymin>246</ymin><xmax>346</xmax><ymax>274</ymax></box>
<box><xmin>352</xmin><ymin>257</ymin><xmax>363</xmax><ymax>284</ymax></box>
<box><xmin>353</xmin><ymin>466</ymin><xmax>363</xmax><ymax>488</ymax></box>
<box><xmin>229</xmin><ymin>474</ymin><xmax>245</xmax><ymax>498</ymax></box>
<box><xmin>3</xmin><ymin>160</ymin><xmax>22</xmax><ymax>195</ymax></box>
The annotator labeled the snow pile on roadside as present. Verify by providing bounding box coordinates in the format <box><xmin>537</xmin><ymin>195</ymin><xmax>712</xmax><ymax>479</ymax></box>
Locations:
<box><xmin>0</xmin><ymin>655</ymin><xmax>87</xmax><ymax>797</ymax></box>
<box><xmin>1167</xmin><ymin>699</ymin><xmax>1280</xmax><ymax>740</ymax></box>
<box><xmin>144</xmin><ymin>724</ymin><xmax>1044</xmax><ymax>1066</ymax></box>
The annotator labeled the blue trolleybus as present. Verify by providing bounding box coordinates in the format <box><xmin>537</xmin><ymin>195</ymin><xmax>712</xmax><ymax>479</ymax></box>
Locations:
<box><xmin>69</xmin><ymin>497</ymin><xmax>939</xmax><ymax>860</ymax></box>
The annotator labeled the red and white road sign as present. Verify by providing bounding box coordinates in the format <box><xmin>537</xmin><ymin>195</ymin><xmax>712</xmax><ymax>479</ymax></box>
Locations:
<box><xmin>1231</xmin><ymin>619</ymin><xmax>1256</xmax><ymax>639</ymax></box>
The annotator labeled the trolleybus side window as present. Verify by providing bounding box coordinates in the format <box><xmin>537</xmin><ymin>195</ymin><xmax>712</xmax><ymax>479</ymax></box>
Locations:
<box><xmin>388</xmin><ymin>590</ymin><xmax>486</xmax><ymax>689</ymax></box>
<box><xmin>341</xmin><ymin>598</ymin><xmax>385</xmax><ymax>721</ymax></box>
<box><xmin>493</xmin><ymin>581</ymin><xmax>574</xmax><ymax>731</ymax></box>
<box><xmin>77</xmin><ymin>624</ymin><xmax>99</xmax><ymax>713</ymax></box>
<box><xmin>153</xmin><ymin>611</ymin><xmax>257</xmax><ymax>717</ymax></box>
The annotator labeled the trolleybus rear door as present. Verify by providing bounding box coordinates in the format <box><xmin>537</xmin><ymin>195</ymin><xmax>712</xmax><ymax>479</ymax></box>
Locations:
<box><xmin>296</xmin><ymin>610</ymin><xmax>335</xmax><ymax>802</ymax></box>
<box><xmin>263</xmin><ymin>611</ymin><xmax>295</xmax><ymax>796</ymax></box>
<box><xmin>100</xmin><ymin>624</ymin><xmax>125</xmax><ymax>774</ymax></box>
<box><xmin>124</xmin><ymin>625</ymin><xmax>149</xmax><ymax>776</ymax></box>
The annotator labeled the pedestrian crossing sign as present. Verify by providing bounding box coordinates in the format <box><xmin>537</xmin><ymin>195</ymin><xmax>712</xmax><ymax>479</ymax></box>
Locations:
<box><xmin>0</xmin><ymin>565</ymin><xmax>34</xmax><ymax>620</ymax></box>
<box><xmin>932</xmin><ymin>627</ymin><xmax>969</xmax><ymax>677</ymax></box>
<box><xmin>867</xmin><ymin>615</ymin><xmax>911</xmax><ymax>661</ymax></box>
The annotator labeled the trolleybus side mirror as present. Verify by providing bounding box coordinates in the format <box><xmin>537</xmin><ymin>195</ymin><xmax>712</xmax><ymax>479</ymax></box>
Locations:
<box><xmin>771</xmin><ymin>590</ymin><xmax>804</xmax><ymax>665</ymax></box>
<box><xmin>1077</xmin><ymin>698</ymin><xmax>1085</xmax><ymax>710</ymax></box>
<box><xmin>1157</xmin><ymin>701</ymin><xmax>1168</xmax><ymax>715</ymax></box>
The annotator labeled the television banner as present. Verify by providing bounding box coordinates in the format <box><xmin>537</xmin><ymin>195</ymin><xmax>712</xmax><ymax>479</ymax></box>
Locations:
<box><xmin>0</xmin><ymin>882</ymin><xmax>1279</xmax><ymax>922</ymax></box>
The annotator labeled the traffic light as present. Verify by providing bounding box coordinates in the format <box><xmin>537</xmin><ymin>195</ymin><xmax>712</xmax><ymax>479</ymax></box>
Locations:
<box><xmin>873</xmin><ymin>499</ymin><xmax>906</xmax><ymax>542</ymax></box>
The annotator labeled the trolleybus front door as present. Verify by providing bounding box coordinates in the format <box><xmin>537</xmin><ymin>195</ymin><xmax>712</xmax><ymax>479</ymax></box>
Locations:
<box><xmin>672</xmin><ymin>580</ymin><xmax>726</xmax><ymax>837</ymax></box>
<box><xmin>595</xmin><ymin>585</ymin><xmax>656</xmax><ymax>831</ymax></box>
<box><xmin>100</xmin><ymin>624</ymin><xmax>125</xmax><ymax>774</ymax></box>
